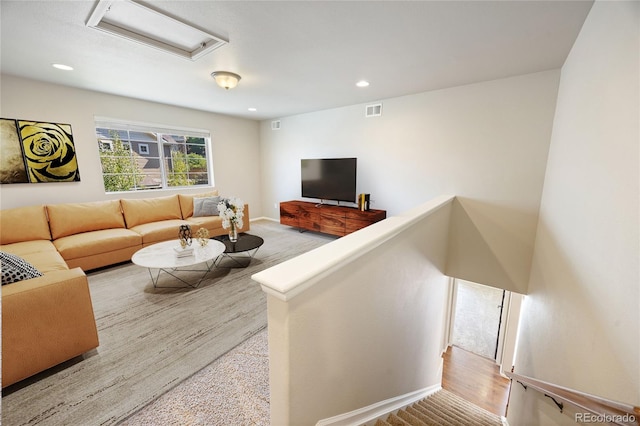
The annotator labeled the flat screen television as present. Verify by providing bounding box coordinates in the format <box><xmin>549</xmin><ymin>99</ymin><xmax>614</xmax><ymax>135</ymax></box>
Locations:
<box><xmin>301</xmin><ymin>158</ymin><xmax>357</xmax><ymax>203</ymax></box>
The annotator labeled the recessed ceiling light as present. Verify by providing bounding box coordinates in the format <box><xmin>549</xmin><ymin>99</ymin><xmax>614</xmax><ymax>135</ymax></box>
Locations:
<box><xmin>356</xmin><ymin>80</ymin><xmax>370</xmax><ymax>88</ymax></box>
<box><xmin>248</xmin><ymin>107</ymin><xmax>257</xmax><ymax>112</ymax></box>
<box><xmin>52</xmin><ymin>63</ymin><xmax>74</xmax><ymax>71</ymax></box>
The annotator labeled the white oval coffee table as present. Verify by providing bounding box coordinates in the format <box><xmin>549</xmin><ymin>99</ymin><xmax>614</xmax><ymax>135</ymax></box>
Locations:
<box><xmin>132</xmin><ymin>239</ymin><xmax>226</xmax><ymax>288</ymax></box>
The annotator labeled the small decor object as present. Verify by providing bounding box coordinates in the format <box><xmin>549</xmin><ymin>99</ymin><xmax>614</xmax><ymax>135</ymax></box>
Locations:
<box><xmin>217</xmin><ymin>197</ymin><xmax>244</xmax><ymax>243</ymax></box>
<box><xmin>0</xmin><ymin>118</ymin><xmax>81</xmax><ymax>184</ymax></box>
<box><xmin>178</xmin><ymin>224</ymin><xmax>192</xmax><ymax>248</ymax></box>
<box><xmin>173</xmin><ymin>245</ymin><xmax>194</xmax><ymax>258</ymax></box>
<box><xmin>358</xmin><ymin>193</ymin><xmax>370</xmax><ymax>211</ymax></box>
<box><xmin>195</xmin><ymin>227</ymin><xmax>210</xmax><ymax>247</ymax></box>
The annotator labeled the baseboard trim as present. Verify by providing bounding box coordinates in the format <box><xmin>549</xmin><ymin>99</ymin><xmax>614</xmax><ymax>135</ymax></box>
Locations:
<box><xmin>250</xmin><ymin>216</ymin><xmax>279</xmax><ymax>223</ymax></box>
<box><xmin>315</xmin><ymin>384</ymin><xmax>441</xmax><ymax>426</ymax></box>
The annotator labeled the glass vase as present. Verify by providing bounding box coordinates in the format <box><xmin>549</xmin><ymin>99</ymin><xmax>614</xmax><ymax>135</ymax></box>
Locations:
<box><xmin>229</xmin><ymin>224</ymin><xmax>238</xmax><ymax>242</ymax></box>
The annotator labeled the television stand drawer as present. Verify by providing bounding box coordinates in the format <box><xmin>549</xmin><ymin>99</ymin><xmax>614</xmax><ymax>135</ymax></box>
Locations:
<box><xmin>279</xmin><ymin>201</ymin><xmax>386</xmax><ymax>237</ymax></box>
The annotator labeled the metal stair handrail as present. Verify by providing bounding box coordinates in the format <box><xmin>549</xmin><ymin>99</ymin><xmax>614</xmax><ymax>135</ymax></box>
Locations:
<box><xmin>506</xmin><ymin>371</ymin><xmax>639</xmax><ymax>425</ymax></box>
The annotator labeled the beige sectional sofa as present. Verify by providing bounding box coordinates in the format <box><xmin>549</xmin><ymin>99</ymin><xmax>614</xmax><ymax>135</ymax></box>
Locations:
<box><xmin>0</xmin><ymin>191</ymin><xmax>249</xmax><ymax>387</ymax></box>
<box><xmin>46</xmin><ymin>192</ymin><xmax>249</xmax><ymax>270</ymax></box>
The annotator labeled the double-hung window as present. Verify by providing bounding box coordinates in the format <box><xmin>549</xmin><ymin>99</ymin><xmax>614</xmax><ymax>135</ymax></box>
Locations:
<box><xmin>95</xmin><ymin>118</ymin><xmax>213</xmax><ymax>193</ymax></box>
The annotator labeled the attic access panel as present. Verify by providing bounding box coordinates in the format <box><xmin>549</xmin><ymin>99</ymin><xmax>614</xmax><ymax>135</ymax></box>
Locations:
<box><xmin>87</xmin><ymin>0</ymin><xmax>228</xmax><ymax>61</ymax></box>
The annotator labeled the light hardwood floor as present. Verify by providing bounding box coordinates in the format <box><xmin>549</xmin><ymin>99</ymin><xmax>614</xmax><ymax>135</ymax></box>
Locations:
<box><xmin>442</xmin><ymin>345</ymin><xmax>512</xmax><ymax>417</ymax></box>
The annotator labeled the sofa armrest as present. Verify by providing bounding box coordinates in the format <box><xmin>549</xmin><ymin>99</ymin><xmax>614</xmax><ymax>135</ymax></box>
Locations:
<box><xmin>2</xmin><ymin>268</ymin><xmax>100</xmax><ymax>387</ymax></box>
<box><xmin>240</xmin><ymin>203</ymin><xmax>250</xmax><ymax>232</ymax></box>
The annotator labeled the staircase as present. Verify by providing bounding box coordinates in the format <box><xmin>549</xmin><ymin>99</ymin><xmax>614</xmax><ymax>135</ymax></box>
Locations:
<box><xmin>373</xmin><ymin>389</ymin><xmax>503</xmax><ymax>426</ymax></box>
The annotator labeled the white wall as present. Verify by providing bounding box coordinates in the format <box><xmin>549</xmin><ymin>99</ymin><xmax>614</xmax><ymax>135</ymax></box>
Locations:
<box><xmin>259</xmin><ymin>71</ymin><xmax>560</xmax><ymax>294</ymax></box>
<box><xmin>254</xmin><ymin>198</ymin><xmax>453</xmax><ymax>425</ymax></box>
<box><xmin>0</xmin><ymin>75</ymin><xmax>262</xmax><ymax>214</ymax></box>
<box><xmin>508</xmin><ymin>1</ymin><xmax>639</xmax><ymax>424</ymax></box>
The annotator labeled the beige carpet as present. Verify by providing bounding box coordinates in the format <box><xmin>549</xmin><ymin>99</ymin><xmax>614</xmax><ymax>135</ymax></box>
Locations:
<box><xmin>374</xmin><ymin>389</ymin><xmax>503</xmax><ymax>426</ymax></box>
<box><xmin>2</xmin><ymin>221</ymin><xmax>333</xmax><ymax>426</ymax></box>
<box><xmin>121</xmin><ymin>328</ymin><xmax>269</xmax><ymax>425</ymax></box>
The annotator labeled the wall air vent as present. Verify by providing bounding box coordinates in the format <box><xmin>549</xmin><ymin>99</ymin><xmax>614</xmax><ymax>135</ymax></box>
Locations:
<box><xmin>365</xmin><ymin>103</ymin><xmax>383</xmax><ymax>118</ymax></box>
<box><xmin>271</xmin><ymin>120</ymin><xmax>281</xmax><ymax>130</ymax></box>
<box><xmin>86</xmin><ymin>0</ymin><xmax>228</xmax><ymax>61</ymax></box>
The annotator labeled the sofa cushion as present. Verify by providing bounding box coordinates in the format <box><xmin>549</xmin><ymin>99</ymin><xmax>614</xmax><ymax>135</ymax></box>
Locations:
<box><xmin>1</xmin><ymin>252</ymin><xmax>43</xmax><ymax>285</ymax></box>
<box><xmin>53</xmin><ymin>228</ymin><xmax>142</xmax><ymax>260</ymax></box>
<box><xmin>0</xmin><ymin>205</ymin><xmax>51</xmax><ymax>245</ymax></box>
<box><xmin>128</xmin><ymin>219</ymin><xmax>190</xmax><ymax>246</ymax></box>
<box><xmin>0</xmin><ymin>241</ymin><xmax>68</xmax><ymax>274</ymax></box>
<box><xmin>187</xmin><ymin>203</ymin><xmax>249</xmax><ymax>236</ymax></box>
<box><xmin>185</xmin><ymin>216</ymin><xmax>224</xmax><ymax>233</ymax></box>
<box><xmin>19</xmin><ymin>251</ymin><xmax>69</xmax><ymax>274</ymax></box>
<box><xmin>178</xmin><ymin>190</ymin><xmax>219</xmax><ymax>218</ymax></box>
<box><xmin>0</xmin><ymin>240</ymin><xmax>58</xmax><ymax>257</ymax></box>
<box><xmin>193</xmin><ymin>196</ymin><xmax>221</xmax><ymax>217</ymax></box>
<box><xmin>121</xmin><ymin>195</ymin><xmax>183</xmax><ymax>228</ymax></box>
<box><xmin>47</xmin><ymin>200</ymin><xmax>126</xmax><ymax>240</ymax></box>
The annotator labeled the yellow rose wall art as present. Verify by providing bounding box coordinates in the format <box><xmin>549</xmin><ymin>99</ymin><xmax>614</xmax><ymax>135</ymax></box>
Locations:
<box><xmin>0</xmin><ymin>118</ymin><xmax>80</xmax><ymax>183</ymax></box>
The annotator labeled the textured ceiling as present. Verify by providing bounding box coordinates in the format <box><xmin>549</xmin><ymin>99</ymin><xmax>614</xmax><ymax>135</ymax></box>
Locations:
<box><xmin>0</xmin><ymin>1</ymin><xmax>593</xmax><ymax>120</ymax></box>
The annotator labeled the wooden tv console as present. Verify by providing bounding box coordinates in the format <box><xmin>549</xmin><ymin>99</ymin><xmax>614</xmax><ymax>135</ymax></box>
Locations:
<box><xmin>280</xmin><ymin>200</ymin><xmax>386</xmax><ymax>237</ymax></box>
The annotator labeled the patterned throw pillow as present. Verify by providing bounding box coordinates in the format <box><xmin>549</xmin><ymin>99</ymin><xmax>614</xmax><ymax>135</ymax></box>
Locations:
<box><xmin>1</xmin><ymin>251</ymin><xmax>43</xmax><ymax>285</ymax></box>
<box><xmin>193</xmin><ymin>196</ymin><xmax>221</xmax><ymax>217</ymax></box>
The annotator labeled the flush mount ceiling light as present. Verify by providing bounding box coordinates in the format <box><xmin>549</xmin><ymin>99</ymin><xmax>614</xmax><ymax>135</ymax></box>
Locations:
<box><xmin>356</xmin><ymin>80</ymin><xmax>370</xmax><ymax>88</ymax></box>
<box><xmin>211</xmin><ymin>71</ymin><xmax>241</xmax><ymax>90</ymax></box>
<box><xmin>86</xmin><ymin>0</ymin><xmax>228</xmax><ymax>61</ymax></box>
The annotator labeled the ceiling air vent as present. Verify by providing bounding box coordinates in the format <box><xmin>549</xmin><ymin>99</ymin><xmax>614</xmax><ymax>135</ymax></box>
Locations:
<box><xmin>271</xmin><ymin>120</ymin><xmax>281</xmax><ymax>130</ymax></box>
<box><xmin>365</xmin><ymin>103</ymin><xmax>382</xmax><ymax>118</ymax></box>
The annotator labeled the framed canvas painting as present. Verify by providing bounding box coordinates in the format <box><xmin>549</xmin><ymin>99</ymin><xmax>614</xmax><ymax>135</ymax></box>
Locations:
<box><xmin>0</xmin><ymin>118</ymin><xmax>80</xmax><ymax>183</ymax></box>
<box><xmin>0</xmin><ymin>118</ymin><xmax>28</xmax><ymax>183</ymax></box>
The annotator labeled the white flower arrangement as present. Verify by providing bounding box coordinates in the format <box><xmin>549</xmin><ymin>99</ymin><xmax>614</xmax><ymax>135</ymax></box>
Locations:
<box><xmin>217</xmin><ymin>197</ymin><xmax>244</xmax><ymax>230</ymax></box>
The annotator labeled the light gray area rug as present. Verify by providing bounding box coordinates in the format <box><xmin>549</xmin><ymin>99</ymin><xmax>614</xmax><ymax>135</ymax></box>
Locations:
<box><xmin>121</xmin><ymin>328</ymin><xmax>269</xmax><ymax>426</ymax></box>
<box><xmin>2</xmin><ymin>221</ymin><xmax>333</xmax><ymax>426</ymax></box>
